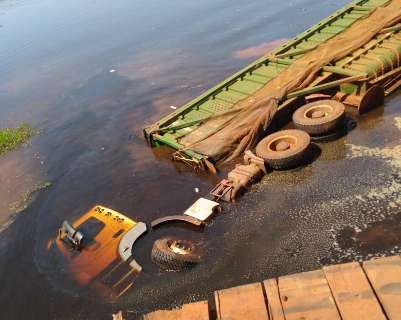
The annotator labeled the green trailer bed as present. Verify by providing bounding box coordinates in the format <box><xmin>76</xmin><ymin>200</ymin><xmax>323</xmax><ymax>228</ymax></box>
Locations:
<box><xmin>144</xmin><ymin>0</ymin><xmax>401</xmax><ymax>167</ymax></box>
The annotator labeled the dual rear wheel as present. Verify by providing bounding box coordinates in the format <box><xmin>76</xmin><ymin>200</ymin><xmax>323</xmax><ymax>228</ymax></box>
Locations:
<box><xmin>255</xmin><ymin>129</ymin><xmax>310</xmax><ymax>170</ymax></box>
<box><xmin>292</xmin><ymin>100</ymin><xmax>345</xmax><ymax>136</ymax></box>
<box><xmin>256</xmin><ymin>100</ymin><xmax>345</xmax><ymax>170</ymax></box>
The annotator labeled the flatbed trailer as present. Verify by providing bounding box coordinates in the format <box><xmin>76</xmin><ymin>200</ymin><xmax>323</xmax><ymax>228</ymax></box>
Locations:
<box><xmin>144</xmin><ymin>0</ymin><xmax>401</xmax><ymax>169</ymax></box>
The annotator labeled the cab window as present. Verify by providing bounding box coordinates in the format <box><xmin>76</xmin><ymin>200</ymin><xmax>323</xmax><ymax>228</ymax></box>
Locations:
<box><xmin>77</xmin><ymin>217</ymin><xmax>105</xmax><ymax>247</ymax></box>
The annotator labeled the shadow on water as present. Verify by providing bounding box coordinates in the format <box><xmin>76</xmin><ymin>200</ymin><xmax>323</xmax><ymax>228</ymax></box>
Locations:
<box><xmin>310</xmin><ymin>116</ymin><xmax>357</xmax><ymax>143</ymax></box>
<box><xmin>323</xmin><ymin>212</ymin><xmax>401</xmax><ymax>265</ymax></box>
<box><xmin>343</xmin><ymin>215</ymin><xmax>401</xmax><ymax>254</ymax></box>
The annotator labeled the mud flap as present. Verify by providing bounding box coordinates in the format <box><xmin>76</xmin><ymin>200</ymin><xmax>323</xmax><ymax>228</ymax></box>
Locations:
<box><xmin>336</xmin><ymin>85</ymin><xmax>385</xmax><ymax>114</ymax></box>
<box><xmin>183</xmin><ymin>197</ymin><xmax>221</xmax><ymax>221</ymax></box>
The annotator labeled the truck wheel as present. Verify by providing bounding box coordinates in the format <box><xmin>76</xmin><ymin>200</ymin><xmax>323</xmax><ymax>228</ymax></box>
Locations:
<box><xmin>255</xmin><ymin>129</ymin><xmax>310</xmax><ymax>170</ymax></box>
<box><xmin>151</xmin><ymin>238</ymin><xmax>201</xmax><ymax>271</ymax></box>
<box><xmin>292</xmin><ymin>100</ymin><xmax>345</xmax><ymax>135</ymax></box>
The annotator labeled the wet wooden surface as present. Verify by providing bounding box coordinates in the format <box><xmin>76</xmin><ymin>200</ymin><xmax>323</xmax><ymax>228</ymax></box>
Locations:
<box><xmin>143</xmin><ymin>255</ymin><xmax>401</xmax><ymax>320</ymax></box>
<box><xmin>215</xmin><ymin>282</ymin><xmax>269</xmax><ymax>320</ymax></box>
<box><xmin>143</xmin><ymin>301</ymin><xmax>209</xmax><ymax>320</ymax></box>
<box><xmin>323</xmin><ymin>262</ymin><xmax>386</xmax><ymax>320</ymax></box>
<box><xmin>278</xmin><ymin>270</ymin><xmax>341</xmax><ymax>320</ymax></box>
<box><xmin>363</xmin><ymin>256</ymin><xmax>401</xmax><ymax>320</ymax></box>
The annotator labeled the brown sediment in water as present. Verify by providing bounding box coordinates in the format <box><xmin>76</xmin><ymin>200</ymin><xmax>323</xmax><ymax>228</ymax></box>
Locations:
<box><xmin>232</xmin><ymin>38</ymin><xmax>288</xmax><ymax>59</ymax></box>
<box><xmin>117</xmin><ymin>50</ymin><xmax>220</xmax><ymax>96</ymax></box>
<box><xmin>0</xmin><ymin>147</ymin><xmax>47</xmax><ymax>231</ymax></box>
<box><xmin>328</xmin><ymin>211</ymin><xmax>401</xmax><ymax>262</ymax></box>
<box><xmin>148</xmin><ymin>95</ymin><xmax>193</xmax><ymax>122</ymax></box>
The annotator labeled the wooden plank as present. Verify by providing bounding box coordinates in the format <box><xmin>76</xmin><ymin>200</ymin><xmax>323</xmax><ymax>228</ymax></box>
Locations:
<box><xmin>323</xmin><ymin>262</ymin><xmax>386</xmax><ymax>320</ymax></box>
<box><xmin>363</xmin><ymin>256</ymin><xmax>401</xmax><ymax>320</ymax></box>
<box><xmin>263</xmin><ymin>278</ymin><xmax>285</xmax><ymax>320</ymax></box>
<box><xmin>143</xmin><ymin>301</ymin><xmax>209</xmax><ymax>320</ymax></box>
<box><xmin>278</xmin><ymin>270</ymin><xmax>341</xmax><ymax>320</ymax></box>
<box><xmin>215</xmin><ymin>282</ymin><xmax>269</xmax><ymax>320</ymax></box>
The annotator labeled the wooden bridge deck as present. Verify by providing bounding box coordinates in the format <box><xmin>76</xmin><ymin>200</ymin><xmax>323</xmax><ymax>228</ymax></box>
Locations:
<box><xmin>143</xmin><ymin>255</ymin><xmax>401</xmax><ymax>320</ymax></box>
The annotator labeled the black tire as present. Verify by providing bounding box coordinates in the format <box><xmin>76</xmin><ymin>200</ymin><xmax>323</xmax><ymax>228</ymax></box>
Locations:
<box><xmin>151</xmin><ymin>238</ymin><xmax>201</xmax><ymax>271</ymax></box>
<box><xmin>255</xmin><ymin>129</ymin><xmax>311</xmax><ymax>170</ymax></box>
<box><xmin>292</xmin><ymin>100</ymin><xmax>345</xmax><ymax>135</ymax></box>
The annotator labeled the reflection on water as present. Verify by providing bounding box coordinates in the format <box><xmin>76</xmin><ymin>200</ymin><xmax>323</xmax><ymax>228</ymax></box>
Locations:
<box><xmin>232</xmin><ymin>38</ymin><xmax>288</xmax><ymax>59</ymax></box>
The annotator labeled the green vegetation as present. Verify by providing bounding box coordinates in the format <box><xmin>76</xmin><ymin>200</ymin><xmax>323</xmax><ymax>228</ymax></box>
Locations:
<box><xmin>0</xmin><ymin>123</ymin><xmax>36</xmax><ymax>155</ymax></box>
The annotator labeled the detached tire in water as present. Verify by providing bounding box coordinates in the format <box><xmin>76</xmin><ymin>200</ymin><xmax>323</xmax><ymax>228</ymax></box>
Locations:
<box><xmin>151</xmin><ymin>238</ymin><xmax>201</xmax><ymax>271</ymax></box>
<box><xmin>292</xmin><ymin>100</ymin><xmax>345</xmax><ymax>135</ymax></box>
<box><xmin>256</xmin><ymin>129</ymin><xmax>310</xmax><ymax>170</ymax></box>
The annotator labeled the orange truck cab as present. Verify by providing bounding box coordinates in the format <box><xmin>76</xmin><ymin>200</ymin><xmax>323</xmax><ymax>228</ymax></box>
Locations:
<box><xmin>54</xmin><ymin>205</ymin><xmax>146</xmax><ymax>298</ymax></box>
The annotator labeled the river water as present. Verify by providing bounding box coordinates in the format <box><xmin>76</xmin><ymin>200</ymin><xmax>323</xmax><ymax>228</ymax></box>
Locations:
<box><xmin>2</xmin><ymin>0</ymin><xmax>401</xmax><ymax>319</ymax></box>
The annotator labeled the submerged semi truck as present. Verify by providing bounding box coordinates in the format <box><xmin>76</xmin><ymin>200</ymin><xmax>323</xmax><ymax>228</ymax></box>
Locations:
<box><xmin>53</xmin><ymin>0</ymin><xmax>401</xmax><ymax>298</ymax></box>
<box><xmin>51</xmin><ymin>206</ymin><xmax>146</xmax><ymax>298</ymax></box>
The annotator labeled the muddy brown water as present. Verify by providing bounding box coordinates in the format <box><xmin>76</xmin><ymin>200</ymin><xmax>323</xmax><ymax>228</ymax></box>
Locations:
<box><xmin>2</xmin><ymin>0</ymin><xmax>401</xmax><ymax>319</ymax></box>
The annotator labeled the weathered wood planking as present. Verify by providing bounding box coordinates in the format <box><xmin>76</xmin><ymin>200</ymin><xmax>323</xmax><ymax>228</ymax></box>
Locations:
<box><xmin>278</xmin><ymin>269</ymin><xmax>341</xmax><ymax>320</ymax></box>
<box><xmin>323</xmin><ymin>262</ymin><xmax>386</xmax><ymax>320</ymax></box>
<box><xmin>143</xmin><ymin>300</ymin><xmax>209</xmax><ymax>320</ymax></box>
<box><xmin>263</xmin><ymin>278</ymin><xmax>285</xmax><ymax>320</ymax></box>
<box><xmin>363</xmin><ymin>255</ymin><xmax>401</xmax><ymax>320</ymax></box>
<box><xmin>214</xmin><ymin>282</ymin><xmax>269</xmax><ymax>320</ymax></box>
<box><xmin>144</xmin><ymin>255</ymin><xmax>401</xmax><ymax>320</ymax></box>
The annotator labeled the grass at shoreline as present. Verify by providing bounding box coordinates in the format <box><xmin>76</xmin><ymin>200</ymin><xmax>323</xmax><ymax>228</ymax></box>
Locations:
<box><xmin>0</xmin><ymin>123</ymin><xmax>36</xmax><ymax>155</ymax></box>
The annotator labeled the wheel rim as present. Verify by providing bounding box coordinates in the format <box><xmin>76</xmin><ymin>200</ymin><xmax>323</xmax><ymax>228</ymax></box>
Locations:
<box><xmin>267</xmin><ymin>135</ymin><xmax>297</xmax><ymax>153</ymax></box>
<box><xmin>168</xmin><ymin>240</ymin><xmax>193</xmax><ymax>255</ymax></box>
<box><xmin>304</xmin><ymin>104</ymin><xmax>333</xmax><ymax>119</ymax></box>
